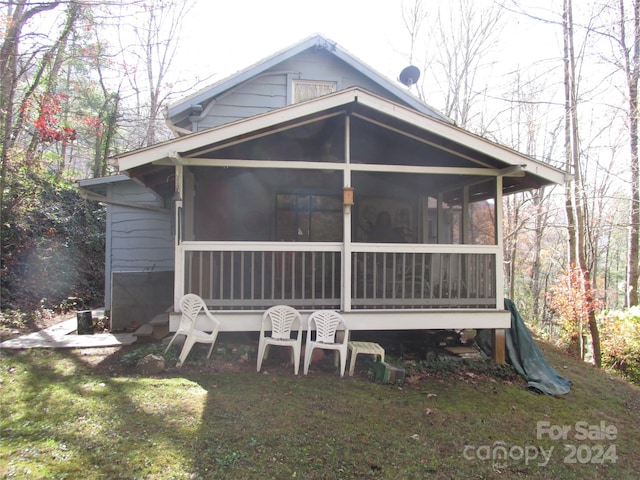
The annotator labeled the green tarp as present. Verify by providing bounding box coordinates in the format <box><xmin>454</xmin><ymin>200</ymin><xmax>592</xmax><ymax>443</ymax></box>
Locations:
<box><xmin>478</xmin><ymin>299</ymin><xmax>573</xmax><ymax>396</ymax></box>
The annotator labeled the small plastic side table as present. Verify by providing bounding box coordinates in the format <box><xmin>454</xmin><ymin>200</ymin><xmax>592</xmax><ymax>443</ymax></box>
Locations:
<box><xmin>347</xmin><ymin>341</ymin><xmax>385</xmax><ymax>376</ymax></box>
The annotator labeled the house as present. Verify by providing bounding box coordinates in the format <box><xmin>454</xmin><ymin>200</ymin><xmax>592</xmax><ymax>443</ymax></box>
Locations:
<box><xmin>78</xmin><ymin>34</ymin><xmax>567</xmax><ymax>362</ymax></box>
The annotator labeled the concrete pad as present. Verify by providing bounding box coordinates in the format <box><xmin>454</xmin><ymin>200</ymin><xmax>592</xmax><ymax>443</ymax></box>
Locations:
<box><xmin>0</xmin><ymin>316</ymin><xmax>136</xmax><ymax>350</ymax></box>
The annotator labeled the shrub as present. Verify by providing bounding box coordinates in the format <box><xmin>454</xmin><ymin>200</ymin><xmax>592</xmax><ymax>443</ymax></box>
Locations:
<box><xmin>600</xmin><ymin>307</ymin><xmax>640</xmax><ymax>385</ymax></box>
<box><xmin>1</xmin><ymin>164</ymin><xmax>105</xmax><ymax>311</ymax></box>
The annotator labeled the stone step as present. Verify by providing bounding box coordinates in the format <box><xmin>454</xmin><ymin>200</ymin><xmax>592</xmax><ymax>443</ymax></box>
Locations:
<box><xmin>149</xmin><ymin>313</ymin><xmax>170</xmax><ymax>340</ymax></box>
<box><xmin>132</xmin><ymin>324</ymin><xmax>154</xmax><ymax>343</ymax></box>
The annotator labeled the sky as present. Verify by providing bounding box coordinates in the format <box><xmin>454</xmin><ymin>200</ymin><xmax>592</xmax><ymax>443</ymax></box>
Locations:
<box><xmin>168</xmin><ymin>0</ymin><xmax>565</xmax><ymax>108</ymax></box>
<box><xmin>176</xmin><ymin>0</ymin><xmax>412</xmax><ymax>87</ymax></box>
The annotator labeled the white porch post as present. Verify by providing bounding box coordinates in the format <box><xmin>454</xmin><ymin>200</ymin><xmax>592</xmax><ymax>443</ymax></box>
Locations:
<box><xmin>493</xmin><ymin>175</ymin><xmax>506</xmax><ymax>364</ymax></box>
<box><xmin>495</xmin><ymin>175</ymin><xmax>504</xmax><ymax>310</ymax></box>
<box><xmin>174</xmin><ymin>164</ymin><xmax>184</xmax><ymax>310</ymax></box>
<box><xmin>342</xmin><ymin>115</ymin><xmax>352</xmax><ymax>311</ymax></box>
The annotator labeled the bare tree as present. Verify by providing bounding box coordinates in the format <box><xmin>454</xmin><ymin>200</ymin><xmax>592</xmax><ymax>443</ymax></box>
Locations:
<box><xmin>562</xmin><ymin>0</ymin><xmax>603</xmax><ymax>365</ymax></box>
<box><xmin>610</xmin><ymin>0</ymin><xmax>640</xmax><ymax>307</ymax></box>
<box><xmin>403</xmin><ymin>0</ymin><xmax>504</xmax><ymax>130</ymax></box>
<box><xmin>116</xmin><ymin>0</ymin><xmax>195</xmax><ymax>147</ymax></box>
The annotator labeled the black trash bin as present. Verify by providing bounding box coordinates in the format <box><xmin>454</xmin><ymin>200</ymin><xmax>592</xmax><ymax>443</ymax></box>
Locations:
<box><xmin>77</xmin><ymin>310</ymin><xmax>93</xmax><ymax>335</ymax></box>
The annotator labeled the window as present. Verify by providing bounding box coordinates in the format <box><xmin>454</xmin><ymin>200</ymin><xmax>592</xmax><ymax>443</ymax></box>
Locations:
<box><xmin>292</xmin><ymin>80</ymin><xmax>337</xmax><ymax>104</ymax></box>
<box><xmin>276</xmin><ymin>193</ymin><xmax>343</xmax><ymax>241</ymax></box>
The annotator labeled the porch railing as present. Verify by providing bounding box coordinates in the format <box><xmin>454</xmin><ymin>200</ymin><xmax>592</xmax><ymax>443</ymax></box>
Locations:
<box><xmin>183</xmin><ymin>243</ymin><xmax>342</xmax><ymax>309</ymax></box>
<box><xmin>180</xmin><ymin>242</ymin><xmax>498</xmax><ymax>310</ymax></box>
<box><xmin>350</xmin><ymin>250</ymin><xmax>496</xmax><ymax>309</ymax></box>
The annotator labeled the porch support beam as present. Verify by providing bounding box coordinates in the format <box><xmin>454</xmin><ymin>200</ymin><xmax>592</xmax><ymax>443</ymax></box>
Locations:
<box><xmin>184</xmin><ymin>158</ymin><xmax>344</xmax><ymax>170</ymax></box>
<box><xmin>492</xmin><ymin>328</ymin><xmax>506</xmax><ymax>364</ymax></box>
<box><xmin>170</xmin><ymin>309</ymin><xmax>512</xmax><ymax>333</ymax></box>
<box><xmin>183</xmin><ymin>157</ymin><xmax>509</xmax><ymax>178</ymax></box>
<box><xmin>498</xmin><ymin>165</ymin><xmax>525</xmax><ymax>177</ymax></box>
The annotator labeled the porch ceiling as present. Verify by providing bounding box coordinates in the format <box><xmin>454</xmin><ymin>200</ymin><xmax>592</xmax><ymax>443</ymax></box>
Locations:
<box><xmin>127</xmin><ymin>163</ymin><xmax>176</xmax><ymax>199</ymax></box>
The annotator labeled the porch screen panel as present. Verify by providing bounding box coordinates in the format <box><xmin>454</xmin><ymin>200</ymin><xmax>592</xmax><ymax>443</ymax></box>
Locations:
<box><xmin>195</xmin><ymin>115</ymin><xmax>346</xmax><ymax>162</ymax></box>
<box><xmin>352</xmin><ymin>171</ymin><xmax>418</xmax><ymax>243</ymax></box>
<box><xmin>468</xmin><ymin>179</ymin><xmax>497</xmax><ymax>245</ymax></box>
<box><xmin>188</xmin><ymin>167</ymin><xmax>343</xmax><ymax>242</ymax></box>
<box><xmin>352</xmin><ymin>172</ymin><xmax>497</xmax><ymax>245</ymax></box>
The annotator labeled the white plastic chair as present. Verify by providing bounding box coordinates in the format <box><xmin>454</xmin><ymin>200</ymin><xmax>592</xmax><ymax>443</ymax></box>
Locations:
<box><xmin>304</xmin><ymin>310</ymin><xmax>349</xmax><ymax>377</ymax></box>
<box><xmin>256</xmin><ymin>305</ymin><xmax>302</xmax><ymax>375</ymax></box>
<box><xmin>165</xmin><ymin>294</ymin><xmax>221</xmax><ymax>367</ymax></box>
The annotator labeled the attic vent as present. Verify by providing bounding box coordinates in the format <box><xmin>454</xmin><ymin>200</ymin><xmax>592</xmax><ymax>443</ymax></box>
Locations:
<box><xmin>292</xmin><ymin>80</ymin><xmax>337</xmax><ymax>104</ymax></box>
<box><xmin>315</xmin><ymin>39</ymin><xmax>336</xmax><ymax>52</ymax></box>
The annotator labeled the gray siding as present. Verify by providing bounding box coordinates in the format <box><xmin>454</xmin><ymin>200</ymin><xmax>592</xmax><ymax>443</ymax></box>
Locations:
<box><xmin>195</xmin><ymin>73</ymin><xmax>288</xmax><ymax>131</ymax></box>
<box><xmin>277</xmin><ymin>50</ymin><xmax>389</xmax><ymax>94</ymax></box>
<box><xmin>104</xmin><ymin>180</ymin><xmax>174</xmax><ymax>308</ymax></box>
<box><xmin>193</xmin><ymin>50</ymin><xmax>400</xmax><ymax>132</ymax></box>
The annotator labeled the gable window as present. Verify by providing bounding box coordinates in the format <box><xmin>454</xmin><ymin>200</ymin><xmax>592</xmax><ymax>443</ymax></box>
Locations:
<box><xmin>292</xmin><ymin>80</ymin><xmax>337</xmax><ymax>104</ymax></box>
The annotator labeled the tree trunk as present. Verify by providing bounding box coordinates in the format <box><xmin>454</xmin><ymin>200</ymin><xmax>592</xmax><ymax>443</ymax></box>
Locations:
<box><xmin>625</xmin><ymin>0</ymin><xmax>640</xmax><ymax>307</ymax></box>
<box><xmin>531</xmin><ymin>188</ymin><xmax>545</xmax><ymax>320</ymax></box>
<box><xmin>563</xmin><ymin>0</ymin><xmax>602</xmax><ymax>366</ymax></box>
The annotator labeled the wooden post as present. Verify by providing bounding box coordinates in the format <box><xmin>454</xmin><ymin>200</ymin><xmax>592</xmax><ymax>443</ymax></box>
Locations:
<box><xmin>492</xmin><ymin>328</ymin><xmax>506</xmax><ymax>364</ymax></box>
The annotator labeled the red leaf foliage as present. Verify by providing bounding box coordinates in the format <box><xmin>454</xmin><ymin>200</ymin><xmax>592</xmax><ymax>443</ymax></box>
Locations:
<box><xmin>30</xmin><ymin>93</ymin><xmax>77</xmax><ymax>144</ymax></box>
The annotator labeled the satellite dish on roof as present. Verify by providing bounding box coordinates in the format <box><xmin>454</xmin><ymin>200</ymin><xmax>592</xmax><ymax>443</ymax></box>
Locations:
<box><xmin>399</xmin><ymin>65</ymin><xmax>421</xmax><ymax>87</ymax></box>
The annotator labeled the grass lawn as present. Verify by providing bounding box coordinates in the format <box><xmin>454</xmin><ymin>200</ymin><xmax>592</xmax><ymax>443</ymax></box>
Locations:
<box><xmin>1</xmin><ymin>333</ymin><xmax>639</xmax><ymax>479</ymax></box>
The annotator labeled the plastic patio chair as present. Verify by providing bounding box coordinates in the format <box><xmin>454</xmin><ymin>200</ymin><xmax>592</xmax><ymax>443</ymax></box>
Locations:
<box><xmin>256</xmin><ymin>305</ymin><xmax>302</xmax><ymax>375</ymax></box>
<box><xmin>165</xmin><ymin>294</ymin><xmax>221</xmax><ymax>367</ymax></box>
<box><xmin>303</xmin><ymin>310</ymin><xmax>349</xmax><ymax>377</ymax></box>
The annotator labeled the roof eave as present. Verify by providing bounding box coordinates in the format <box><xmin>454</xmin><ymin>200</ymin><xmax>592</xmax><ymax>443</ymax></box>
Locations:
<box><xmin>121</xmin><ymin>88</ymin><xmax>566</xmax><ymax>188</ymax></box>
<box><xmin>167</xmin><ymin>35</ymin><xmax>328</xmax><ymax>119</ymax></box>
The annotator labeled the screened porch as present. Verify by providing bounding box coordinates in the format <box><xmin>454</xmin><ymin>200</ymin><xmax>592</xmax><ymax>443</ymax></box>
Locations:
<box><xmin>176</xmin><ymin>164</ymin><xmax>502</xmax><ymax>313</ymax></box>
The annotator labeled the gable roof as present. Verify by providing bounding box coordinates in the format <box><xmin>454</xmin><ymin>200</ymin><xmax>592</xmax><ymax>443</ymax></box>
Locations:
<box><xmin>166</xmin><ymin>33</ymin><xmax>451</xmax><ymax>124</ymax></box>
<box><xmin>120</xmin><ymin>87</ymin><xmax>567</xmax><ymax>194</ymax></box>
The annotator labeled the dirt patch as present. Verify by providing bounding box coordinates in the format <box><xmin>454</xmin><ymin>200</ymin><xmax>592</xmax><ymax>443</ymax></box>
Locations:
<box><xmin>75</xmin><ymin>346</ymin><xmax>132</xmax><ymax>369</ymax></box>
<box><xmin>3</xmin><ymin>315</ymin><xmax>514</xmax><ymax>384</ymax></box>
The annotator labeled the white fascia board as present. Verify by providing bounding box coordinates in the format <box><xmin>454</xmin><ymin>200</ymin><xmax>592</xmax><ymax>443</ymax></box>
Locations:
<box><xmin>76</xmin><ymin>174</ymin><xmax>129</xmax><ymax>188</ymax></box>
<box><xmin>118</xmin><ymin>89</ymin><xmax>362</xmax><ymax>171</ymax></box>
<box><xmin>354</xmin><ymin>91</ymin><xmax>567</xmax><ymax>185</ymax></box>
<box><xmin>329</xmin><ymin>46</ymin><xmax>452</xmax><ymax>123</ymax></box>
